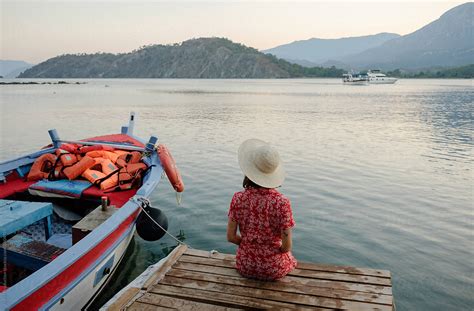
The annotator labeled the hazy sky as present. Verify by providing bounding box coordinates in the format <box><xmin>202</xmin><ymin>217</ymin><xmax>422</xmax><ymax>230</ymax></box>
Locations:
<box><xmin>1</xmin><ymin>0</ymin><xmax>467</xmax><ymax>63</ymax></box>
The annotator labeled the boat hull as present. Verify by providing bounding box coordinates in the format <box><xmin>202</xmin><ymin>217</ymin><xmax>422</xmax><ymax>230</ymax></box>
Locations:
<box><xmin>49</xmin><ymin>226</ymin><xmax>136</xmax><ymax>310</ymax></box>
<box><xmin>2</xmin><ymin>206</ymin><xmax>142</xmax><ymax>310</ymax></box>
<box><xmin>343</xmin><ymin>80</ymin><xmax>368</xmax><ymax>85</ymax></box>
<box><xmin>369</xmin><ymin>78</ymin><xmax>398</xmax><ymax>84</ymax></box>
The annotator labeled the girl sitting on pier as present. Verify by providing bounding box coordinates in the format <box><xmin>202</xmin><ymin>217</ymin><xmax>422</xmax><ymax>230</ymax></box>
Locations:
<box><xmin>227</xmin><ymin>139</ymin><xmax>297</xmax><ymax>281</ymax></box>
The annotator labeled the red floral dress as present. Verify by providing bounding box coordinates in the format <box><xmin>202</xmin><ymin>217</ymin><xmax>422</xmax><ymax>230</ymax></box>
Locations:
<box><xmin>228</xmin><ymin>188</ymin><xmax>297</xmax><ymax>280</ymax></box>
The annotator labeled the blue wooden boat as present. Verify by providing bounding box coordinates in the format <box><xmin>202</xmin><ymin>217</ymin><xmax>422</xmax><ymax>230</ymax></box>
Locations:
<box><xmin>0</xmin><ymin>113</ymin><xmax>178</xmax><ymax>310</ymax></box>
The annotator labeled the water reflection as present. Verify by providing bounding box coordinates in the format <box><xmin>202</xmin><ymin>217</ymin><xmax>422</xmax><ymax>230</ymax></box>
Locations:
<box><xmin>1</xmin><ymin>79</ymin><xmax>472</xmax><ymax>310</ymax></box>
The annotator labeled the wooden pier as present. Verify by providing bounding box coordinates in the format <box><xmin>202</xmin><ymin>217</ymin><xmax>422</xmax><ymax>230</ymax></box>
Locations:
<box><xmin>104</xmin><ymin>245</ymin><xmax>394</xmax><ymax>310</ymax></box>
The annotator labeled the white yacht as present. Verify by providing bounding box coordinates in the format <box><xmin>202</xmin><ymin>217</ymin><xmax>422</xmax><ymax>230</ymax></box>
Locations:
<box><xmin>367</xmin><ymin>70</ymin><xmax>398</xmax><ymax>84</ymax></box>
<box><xmin>342</xmin><ymin>73</ymin><xmax>368</xmax><ymax>85</ymax></box>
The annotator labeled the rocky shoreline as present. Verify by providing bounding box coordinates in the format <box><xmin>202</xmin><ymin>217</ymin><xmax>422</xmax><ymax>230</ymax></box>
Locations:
<box><xmin>0</xmin><ymin>81</ymin><xmax>86</xmax><ymax>85</ymax></box>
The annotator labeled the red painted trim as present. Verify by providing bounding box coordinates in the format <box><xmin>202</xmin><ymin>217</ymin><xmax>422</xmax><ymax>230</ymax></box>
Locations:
<box><xmin>12</xmin><ymin>209</ymin><xmax>140</xmax><ymax>310</ymax></box>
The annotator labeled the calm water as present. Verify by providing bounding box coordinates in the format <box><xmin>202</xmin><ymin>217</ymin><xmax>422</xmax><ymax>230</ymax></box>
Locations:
<box><xmin>1</xmin><ymin>79</ymin><xmax>472</xmax><ymax>310</ymax></box>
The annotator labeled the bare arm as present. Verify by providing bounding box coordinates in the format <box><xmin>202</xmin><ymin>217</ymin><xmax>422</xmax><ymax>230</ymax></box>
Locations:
<box><xmin>280</xmin><ymin>228</ymin><xmax>292</xmax><ymax>252</ymax></box>
<box><xmin>227</xmin><ymin>219</ymin><xmax>241</xmax><ymax>245</ymax></box>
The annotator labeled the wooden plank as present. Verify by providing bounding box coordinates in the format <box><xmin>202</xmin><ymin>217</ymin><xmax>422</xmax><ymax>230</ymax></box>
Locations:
<box><xmin>282</xmin><ymin>275</ymin><xmax>392</xmax><ymax>296</ymax></box>
<box><xmin>72</xmin><ymin>206</ymin><xmax>118</xmax><ymax>244</ymax></box>
<box><xmin>291</xmin><ymin>268</ymin><xmax>391</xmax><ymax>286</ymax></box>
<box><xmin>126</xmin><ymin>301</ymin><xmax>174</xmax><ymax>311</ymax></box>
<box><xmin>142</xmin><ymin>244</ymin><xmax>188</xmax><ymax>290</ymax></box>
<box><xmin>177</xmin><ymin>257</ymin><xmax>391</xmax><ymax>286</ymax></box>
<box><xmin>296</xmin><ymin>262</ymin><xmax>390</xmax><ymax>278</ymax></box>
<box><xmin>185</xmin><ymin>248</ymin><xmax>235</xmax><ymax>260</ymax></box>
<box><xmin>183</xmin><ymin>250</ymin><xmax>390</xmax><ymax>278</ymax></box>
<box><xmin>107</xmin><ymin>287</ymin><xmax>141</xmax><ymax>311</ymax></box>
<box><xmin>172</xmin><ymin>261</ymin><xmax>392</xmax><ymax>295</ymax></box>
<box><xmin>137</xmin><ymin>292</ymin><xmax>243</xmax><ymax>310</ymax></box>
<box><xmin>159</xmin><ymin>275</ymin><xmax>392</xmax><ymax>310</ymax></box>
<box><xmin>150</xmin><ymin>284</ymin><xmax>322</xmax><ymax>311</ymax></box>
<box><xmin>165</xmin><ymin>268</ymin><xmax>393</xmax><ymax>305</ymax></box>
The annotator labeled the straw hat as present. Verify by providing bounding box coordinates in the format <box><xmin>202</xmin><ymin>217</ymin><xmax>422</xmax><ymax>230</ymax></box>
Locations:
<box><xmin>238</xmin><ymin>139</ymin><xmax>285</xmax><ymax>188</ymax></box>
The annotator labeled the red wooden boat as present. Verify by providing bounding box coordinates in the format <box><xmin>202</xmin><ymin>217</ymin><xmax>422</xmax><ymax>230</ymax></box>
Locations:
<box><xmin>0</xmin><ymin>113</ymin><xmax>181</xmax><ymax>310</ymax></box>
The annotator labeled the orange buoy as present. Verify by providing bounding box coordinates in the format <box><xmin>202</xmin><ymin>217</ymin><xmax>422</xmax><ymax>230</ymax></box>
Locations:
<box><xmin>157</xmin><ymin>144</ymin><xmax>184</xmax><ymax>192</ymax></box>
<box><xmin>27</xmin><ymin>153</ymin><xmax>57</xmax><ymax>181</ymax></box>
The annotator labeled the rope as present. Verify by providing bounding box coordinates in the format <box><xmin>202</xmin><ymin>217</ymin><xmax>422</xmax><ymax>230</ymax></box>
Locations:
<box><xmin>134</xmin><ymin>196</ymin><xmax>190</xmax><ymax>248</ymax></box>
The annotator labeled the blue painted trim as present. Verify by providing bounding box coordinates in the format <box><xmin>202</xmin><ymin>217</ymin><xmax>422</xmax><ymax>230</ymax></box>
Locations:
<box><xmin>0</xmin><ymin>147</ymin><xmax>56</xmax><ymax>176</ymax></box>
<box><xmin>59</xmin><ymin>140</ymin><xmax>144</xmax><ymax>151</ymax></box>
<box><xmin>145</xmin><ymin>136</ymin><xmax>158</xmax><ymax>152</ymax></box>
<box><xmin>48</xmin><ymin>129</ymin><xmax>61</xmax><ymax>148</ymax></box>
<box><xmin>16</xmin><ymin>164</ymin><xmax>32</xmax><ymax>178</ymax></box>
<box><xmin>138</xmin><ymin>152</ymin><xmax>163</xmax><ymax>198</ymax></box>
<box><xmin>94</xmin><ymin>255</ymin><xmax>115</xmax><ymax>287</ymax></box>
<box><xmin>44</xmin><ymin>216</ymin><xmax>52</xmax><ymax>241</ymax></box>
<box><xmin>130</xmin><ymin>134</ymin><xmax>146</xmax><ymax>144</ymax></box>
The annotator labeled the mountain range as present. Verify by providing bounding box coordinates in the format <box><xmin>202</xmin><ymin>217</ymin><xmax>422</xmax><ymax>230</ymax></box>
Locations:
<box><xmin>0</xmin><ymin>60</ymin><xmax>34</xmax><ymax>78</ymax></box>
<box><xmin>264</xmin><ymin>2</ymin><xmax>473</xmax><ymax>70</ymax></box>
<box><xmin>263</xmin><ymin>33</ymin><xmax>400</xmax><ymax>66</ymax></box>
<box><xmin>18</xmin><ymin>38</ymin><xmax>344</xmax><ymax>79</ymax></box>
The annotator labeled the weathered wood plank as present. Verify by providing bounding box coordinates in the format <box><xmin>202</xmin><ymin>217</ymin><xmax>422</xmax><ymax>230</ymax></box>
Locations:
<box><xmin>176</xmin><ymin>258</ymin><xmax>392</xmax><ymax>286</ymax></box>
<box><xmin>166</xmin><ymin>268</ymin><xmax>393</xmax><ymax>305</ymax></box>
<box><xmin>137</xmin><ymin>292</ymin><xmax>242</xmax><ymax>310</ymax></box>
<box><xmin>126</xmin><ymin>301</ymin><xmax>174</xmax><ymax>311</ymax></box>
<box><xmin>291</xmin><ymin>268</ymin><xmax>391</xmax><ymax>286</ymax></box>
<box><xmin>185</xmin><ymin>248</ymin><xmax>236</xmax><ymax>261</ymax></box>
<box><xmin>150</xmin><ymin>284</ymin><xmax>322</xmax><ymax>311</ymax></box>
<box><xmin>107</xmin><ymin>287</ymin><xmax>141</xmax><ymax>311</ymax></box>
<box><xmin>173</xmin><ymin>261</ymin><xmax>391</xmax><ymax>295</ymax></box>
<box><xmin>184</xmin><ymin>249</ymin><xmax>390</xmax><ymax>278</ymax></box>
<box><xmin>282</xmin><ymin>275</ymin><xmax>392</xmax><ymax>296</ymax></box>
<box><xmin>142</xmin><ymin>244</ymin><xmax>188</xmax><ymax>290</ymax></box>
<box><xmin>159</xmin><ymin>275</ymin><xmax>392</xmax><ymax>310</ymax></box>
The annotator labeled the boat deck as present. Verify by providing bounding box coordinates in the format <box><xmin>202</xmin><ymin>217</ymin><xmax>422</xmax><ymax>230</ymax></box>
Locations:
<box><xmin>104</xmin><ymin>245</ymin><xmax>394</xmax><ymax>310</ymax></box>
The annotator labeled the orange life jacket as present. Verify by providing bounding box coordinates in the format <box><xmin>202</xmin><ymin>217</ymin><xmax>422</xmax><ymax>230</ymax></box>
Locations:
<box><xmin>113</xmin><ymin>150</ymin><xmax>129</xmax><ymax>157</ymax></box>
<box><xmin>63</xmin><ymin>156</ymin><xmax>95</xmax><ymax>180</ymax></box>
<box><xmin>78</xmin><ymin>145</ymin><xmax>114</xmax><ymax>154</ymax></box>
<box><xmin>82</xmin><ymin>169</ymin><xmax>106</xmax><ymax>184</ymax></box>
<box><xmin>86</xmin><ymin>150</ymin><xmax>119</xmax><ymax>163</ymax></box>
<box><xmin>94</xmin><ymin>159</ymin><xmax>120</xmax><ymax>190</ymax></box>
<box><xmin>95</xmin><ymin>160</ymin><xmax>148</xmax><ymax>192</ymax></box>
<box><xmin>115</xmin><ymin>162</ymin><xmax>148</xmax><ymax>191</ymax></box>
<box><xmin>58</xmin><ymin>143</ymin><xmax>80</xmax><ymax>154</ymax></box>
<box><xmin>50</xmin><ymin>163</ymin><xmax>66</xmax><ymax>180</ymax></box>
<box><xmin>118</xmin><ymin>151</ymin><xmax>141</xmax><ymax>164</ymax></box>
<box><xmin>59</xmin><ymin>153</ymin><xmax>78</xmax><ymax>167</ymax></box>
<box><xmin>27</xmin><ymin>154</ymin><xmax>57</xmax><ymax>181</ymax></box>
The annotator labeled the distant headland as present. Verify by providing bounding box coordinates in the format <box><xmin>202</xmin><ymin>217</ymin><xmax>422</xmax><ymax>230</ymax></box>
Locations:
<box><xmin>18</xmin><ymin>38</ymin><xmax>345</xmax><ymax>79</ymax></box>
